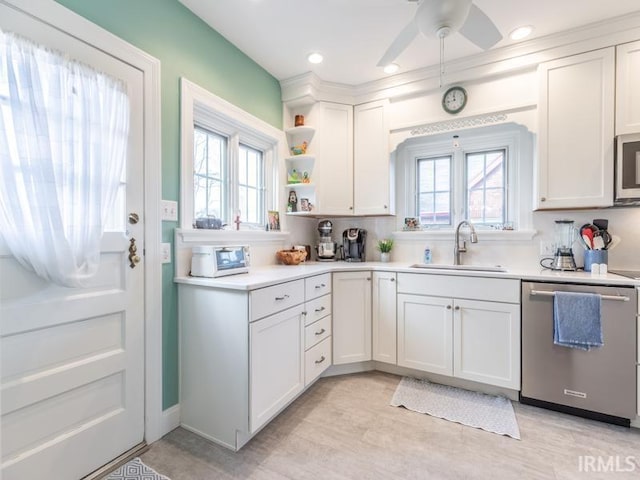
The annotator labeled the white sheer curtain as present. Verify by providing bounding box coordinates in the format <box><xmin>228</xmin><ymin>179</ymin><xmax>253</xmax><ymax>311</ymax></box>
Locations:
<box><xmin>0</xmin><ymin>31</ymin><xmax>130</xmax><ymax>287</ymax></box>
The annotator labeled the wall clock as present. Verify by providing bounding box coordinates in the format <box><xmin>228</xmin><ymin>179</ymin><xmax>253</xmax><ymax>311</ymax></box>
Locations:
<box><xmin>442</xmin><ymin>86</ymin><xmax>467</xmax><ymax>114</ymax></box>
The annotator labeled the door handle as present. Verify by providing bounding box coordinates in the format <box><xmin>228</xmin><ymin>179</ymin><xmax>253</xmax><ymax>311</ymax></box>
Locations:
<box><xmin>128</xmin><ymin>237</ymin><xmax>141</xmax><ymax>268</ymax></box>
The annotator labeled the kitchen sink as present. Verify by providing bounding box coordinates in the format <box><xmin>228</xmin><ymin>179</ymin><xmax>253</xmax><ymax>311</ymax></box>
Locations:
<box><xmin>409</xmin><ymin>263</ymin><xmax>508</xmax><ymax>273</ymax></box>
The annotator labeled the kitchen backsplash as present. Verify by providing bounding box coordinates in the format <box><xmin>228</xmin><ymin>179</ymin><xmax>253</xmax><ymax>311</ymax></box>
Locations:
<box><xmin>284</xmin><ymin>206</ymin><xmax>640</xmax><ymax>271</ymax></box>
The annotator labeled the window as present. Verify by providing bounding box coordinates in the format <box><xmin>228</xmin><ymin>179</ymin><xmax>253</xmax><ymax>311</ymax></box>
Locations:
<box><xmin>465</xmin><ymin>149</ymin><xmax>506</xmax><ymax>226</ymax></box>
<box><xmin>398</xmin><ymin>123</ymin><xmax>533</xmax><ymax>231</ymax></box>
<box><xmin>181</xmin><ymin>78</ymin><xmax>280</xmax><ymax>230</ymax></box>
<box><xmin>417</xmin><ymin>155</ymin><xmax>451</xmax><ymax>225</ymax></box>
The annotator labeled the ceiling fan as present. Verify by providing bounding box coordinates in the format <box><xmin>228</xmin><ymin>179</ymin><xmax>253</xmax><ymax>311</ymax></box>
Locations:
<box><xmin>377</xmin><ymin>0</ymin><xmax>502</xmax><ymax>68</ymax></box>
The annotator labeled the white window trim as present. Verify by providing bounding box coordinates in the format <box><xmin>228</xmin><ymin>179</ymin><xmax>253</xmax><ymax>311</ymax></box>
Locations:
<box><xmin>180</xmin><ymin>78</ymin><xmax>284</xmax><ymax>230</ymax></box>
<box><xmin>396</xmin><ymin>123</ymin><xmax>534</xmax><ymax>239</ymax></box>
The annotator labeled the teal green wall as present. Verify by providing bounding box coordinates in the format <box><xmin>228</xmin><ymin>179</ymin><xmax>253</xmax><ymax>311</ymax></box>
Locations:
<box><xmin>57</xmin><ymin>0</ymin><xmax>283</xmax><ymax>409</ymax></box>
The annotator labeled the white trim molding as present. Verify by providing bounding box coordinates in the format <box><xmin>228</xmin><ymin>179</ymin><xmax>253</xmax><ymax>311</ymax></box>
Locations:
<box><xmin>4</xmin><ymin>0</ymin><xmax>166</xmax><ymax>444</ymax></box>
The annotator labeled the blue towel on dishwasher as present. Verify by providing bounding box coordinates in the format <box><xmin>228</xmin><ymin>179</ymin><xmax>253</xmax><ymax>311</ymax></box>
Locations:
<box><xmin>553</xmin><ymin>291</ymin><xmax>603</xmax><ymax>350</ymax></box>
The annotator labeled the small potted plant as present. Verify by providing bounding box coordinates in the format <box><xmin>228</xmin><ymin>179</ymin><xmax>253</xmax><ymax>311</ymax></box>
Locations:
<box><xmin>377</xmin><ymin>239</ymin><xmax>394</xmax><ymax>263</ymax></box>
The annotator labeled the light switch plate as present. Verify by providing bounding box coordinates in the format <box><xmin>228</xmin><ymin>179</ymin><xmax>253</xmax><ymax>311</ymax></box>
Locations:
<box><xmin>161</xmin><ymin>243</ymin><xmax>171</xmax><ymax>264</ymax></box>
<box><xmin>161</xmin><ymin>200</ymin><xmax>178</xmax><ymax>221</ymax></box>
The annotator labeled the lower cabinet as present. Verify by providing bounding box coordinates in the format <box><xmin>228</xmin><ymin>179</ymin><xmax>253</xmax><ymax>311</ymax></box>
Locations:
<box><xmin>332</xmin><ymin>271</ymin><xmax>372</xmax><ymax>364</ymax></box>
<box><xmin>397</xmin><ymin>293</ymin><xmax>521</xmax><ymax>390</ymax></box>
<box><xmin>372</xmin><ymin>271</ymin><xmax>397</xmax><ymax>364</ymax></box>
<box><xmin>250</xmin><ymin>304</ymin><xmax>305</xmax><ymax>434</ymax></box>
<box><xmin>453</xmin><ymin>299</ymin><xmax>520</xmax><ymax>389</ymax></box>
<box><xmin>397</xmin><ymin>294</ymin><xmax>453</xmax><ymax>375</ymax></box>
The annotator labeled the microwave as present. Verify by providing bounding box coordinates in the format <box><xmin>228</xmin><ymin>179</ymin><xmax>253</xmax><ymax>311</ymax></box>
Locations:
<box><xmin>615</xmin><ymin>133</ymin><xmax>640</xmax><ymax>204</ymax></box>
<box><xmin>191</xmin><ymin>245</ymin><xmax>250</xmax><ymax>278</ymax></box>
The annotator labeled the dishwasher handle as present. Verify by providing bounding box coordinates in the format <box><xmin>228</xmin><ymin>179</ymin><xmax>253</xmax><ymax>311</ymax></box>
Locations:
<box><xmin>529</xmin><ymin>289</ymin><xmax>629</xmax><ymax>302</ymax></box>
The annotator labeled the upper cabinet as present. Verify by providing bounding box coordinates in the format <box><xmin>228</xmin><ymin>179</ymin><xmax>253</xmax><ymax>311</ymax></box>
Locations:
<box><xmin>536</xmin><ymin>48</ymin><xmax>615</xmax><ymax>210</ymax></box>
<box><xmin>284</xmin><ymin>100</ymin><xmax>393</xmax><ymax>217</ymax></box>
<box><xmin>314</xmin><ymin>102</ymin><xmax>354</xmax><ymax>215</ymax></box>
<box><xmin>354</xmin><ymin>100</ymin><xmax>394</xmax><ymax>216</ymax></box>
<box><xmin>616</xmin><ymin>40</ymin><xmax>640</xmax><ymax>136</ymax></box>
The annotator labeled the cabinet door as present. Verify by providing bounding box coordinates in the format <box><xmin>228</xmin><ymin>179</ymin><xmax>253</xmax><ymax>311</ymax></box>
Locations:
<box><xmin>372</xmin><ymin>271</ymin><xmax>397</xmax><ymax>364</ymax></box>
<box><xmin>332</xmin><ymin>272</ymin><xmax>372</xmax><ymax>364</ymax></box>
<box><xmin>397</xmin><ymin>294</ymin><xmax>453</xmax><ymax>376</ymax></box>
<box><xmin>250</xmin><ymin>305</ymin><xmax>304</xmax><ymax>433</ymax></box>
<box><xmin>616</xmin><ymin>41</ymin><xmax>640</xmax><ymax>135</ymax></box>
<box><xmin>314</xmin><ymin>102</ymin><xmax>354</xmax><ymax>215</ymax></box>
<box><xmin>453</xmin><ymin>299</ymin><xmax>520</xmax><ymax>390</ymax></box>
<box><xmin>536</xmin><ymin>48</ymin><xmax>614</xmax><ymax>209</ymax></box>
<box><xmin>354</xmin><ymin>100</ymin><xmax>392</xmax><ymax>216</ymax></box>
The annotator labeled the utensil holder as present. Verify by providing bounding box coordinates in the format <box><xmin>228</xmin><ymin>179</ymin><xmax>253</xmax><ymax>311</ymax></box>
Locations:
<box><xmin>584</xmin><ymin>249</ymin><xmax>608</xmax><ymax>272</ymax></box>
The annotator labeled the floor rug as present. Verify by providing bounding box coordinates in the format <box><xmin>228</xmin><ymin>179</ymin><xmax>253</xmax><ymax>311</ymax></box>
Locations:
<box><xmin>391</xmin><ymin>377</ymin><xmax>521</xmax><ymax>439</ymax></box>
<box><xmin>105</xmin><ymin>457</ymin><xmax>170</xmax><ymax>480</ymax></box>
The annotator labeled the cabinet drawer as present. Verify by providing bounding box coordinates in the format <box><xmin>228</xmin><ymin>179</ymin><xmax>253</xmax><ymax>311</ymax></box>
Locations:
<box><xmin>397</xmin><ymin>273</ymin><xmax>520</xmax><ymax>304</ymax></box>
<box><xmin>305</xmin><ymin>315</ymin><xmax>332</xmax><ymax>350</ymax></box>
<box><xmin>305</xmin><ymin>273</ymin><xmax>332</xmax><ymax>300</ymax></box>
<box><xmin>250</xmin><ymin>279</ymin><xmax>305</xmax><ymax>321</ymax></box>
<box><xmin>304</xmin><ymin>294</ymin><xmax>332</xmax><ymax>326</ymax></box>
<box><xmin>305</xmin><ymin>336</ymin><xmax>332</xmax><ymax>386</ymax></box>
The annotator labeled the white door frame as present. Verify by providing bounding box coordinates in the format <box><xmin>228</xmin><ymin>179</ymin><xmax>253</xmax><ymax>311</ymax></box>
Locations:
<box><xmin>1</xmin><ymin>0</ymin><xmax>169</xmax><ymax>442</ymax></box>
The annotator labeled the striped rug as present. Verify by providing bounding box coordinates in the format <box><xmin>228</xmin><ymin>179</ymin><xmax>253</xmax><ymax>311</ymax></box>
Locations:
<box><xmin>105</xmin><ymin>457</ymin><xmax>170</xmax><ymax>480</ymax></box>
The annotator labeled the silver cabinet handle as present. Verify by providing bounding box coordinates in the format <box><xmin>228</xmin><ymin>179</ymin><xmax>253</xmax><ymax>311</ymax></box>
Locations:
<box><xmin>446</xmin><ymin>305</ymin><xmax>452</xmax><ymax>310</ymax></box>
<box><xmin>315</xmin><ymin>306</ymin><xmax>326</xmax><ymax>313</ymax></box>
<box><xmin>315</xmin><ymin>283</ymin><xmax>326</xmax><ymax>289</ymax></box>
<box><xmin>390</xmin><ymin>278</ymin><xmax>395</xmax><ymax>282</ymax></box>
<box><xmin>315</xmin><ymin>355</ymin><xmax>326</xmax><ymax>364</ymax></box>
<box><xmin>367</xmin><ymin>277</ymin><xmax>371</xmax><ymax>281</ymax></box>
<box><xmin>275</xmin><ymin>294</ymin><xmax>290</xmax><ymax>301</ymax></box>
<box><xmin>540</xmin><ymin>197</ymin><xmax>546</xmax><ymax>202</ymax></box>
<box><xmin>384</xmin><ymin>205</ymin><xmax>388</xmax><ymax>209</ymax></box>
<box><xmin>454</xmin><ymin>305</ymin><xmax>460</xmax><ymax>311</ymax></box>
<box><xmin>302</xmin><ymin>311</ymin><xmax>307</xmax><ymax>316</ymax></box>
<box><xmin>315</xmin><ymin>328</ymin><xmax>326</xmax><ymax>336</ymax></box>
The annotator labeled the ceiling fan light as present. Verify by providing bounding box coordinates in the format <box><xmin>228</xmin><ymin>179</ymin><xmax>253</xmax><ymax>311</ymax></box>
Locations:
<box><xmin>383</xmin><ymin>63</ymin><xmax>400</xmax><ymax>74</ymax></box>
<box><xmin>307</xmin><ymin>52</ymin><xmax>324</xmax><ymax>64</ymax></box>
<box><xmin>509</xmin><ymin>25</ymin><xmax>533</xmax><ymax>41</ymax></box>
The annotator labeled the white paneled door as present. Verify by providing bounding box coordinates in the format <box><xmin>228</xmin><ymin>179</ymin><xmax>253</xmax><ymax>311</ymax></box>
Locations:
<box><xmin>0</xmin><ymin>4</ymin><xmax>145</xmax><ymax>480</ymax></box>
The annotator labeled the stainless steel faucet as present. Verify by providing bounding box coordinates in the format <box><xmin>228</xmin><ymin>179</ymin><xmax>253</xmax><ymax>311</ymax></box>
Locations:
<box><xmin>454</xmin><ymin>220</ymin><xmax>478</xmax><ymax>265</ymax></box>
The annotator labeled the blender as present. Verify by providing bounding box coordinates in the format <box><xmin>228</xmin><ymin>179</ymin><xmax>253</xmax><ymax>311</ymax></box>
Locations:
<box><xmin>550</xmin><ymin>219</ymin><xmax>577</xmax><ymax>271</ymax></box>
<box><xmin>316</xmin><ymin>220</ymin><xmax>338</xmax><ymax>261</ymax></box>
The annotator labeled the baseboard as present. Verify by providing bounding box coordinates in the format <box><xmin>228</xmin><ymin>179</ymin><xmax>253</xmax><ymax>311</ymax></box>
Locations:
<box><xmin>631</xmin><ymin>416</ymin><xmax>640</xmax><ymax>429</ymax></box>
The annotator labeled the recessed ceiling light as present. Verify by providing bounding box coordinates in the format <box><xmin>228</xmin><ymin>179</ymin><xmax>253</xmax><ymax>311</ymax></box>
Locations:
<box><xmin>509</xmin><ymin>25</ymin><xmax>533</xmax><ymax>41</ymax></box>
<box><xmin>307</xmin><ymin>52</ymin><xmax>323</xmax><ymax>64</ymax></box>
<box><xmin>383</xmin><ymin>63</ymin><xmax>400</xmax><ymax>74</ymax></box>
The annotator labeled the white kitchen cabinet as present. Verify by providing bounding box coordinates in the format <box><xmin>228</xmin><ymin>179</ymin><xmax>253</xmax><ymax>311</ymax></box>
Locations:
<box><xmin>453</xmin><ymin>299</ymin><xmax>521</xmax><ymax>390</ymax></box>
<box><xmin>396</xmin><ymin>273</ymin><xmax>521</xmax><ymax>390</ymax></box>
<box><xmin>332</xmin><ymin>271</ymin><xmax>372</xmax><ymax>364</ymax></box>
<box><xmin>250</xmin><ymin>304</ymin><xmax>305</xmax><ymax>433</ymax></box>
<box><xmin>616</xmin><ymin>40</ymin><xmax>640</xmax><ymax>135</ymax></box>
<box><xmin>372</xmin><ymin>271</ymin><xmax>397</xmax><ymax>364</ymax></box>
<box><xmin>314</xmin><ymin>102</ymin><xmax>354</xmax><ymax>215</ymax></box>
<box><xmin>354</xmin><ymin>100</ymin><xmax>393</xmax><ymax>216</ymax></box>
<box><xmin>536</xmin><ymin>47</ymin><xmax>615</xmax><ymax>209</ymax></box>
<box><xmin>397</xmin><ymin>294</ymin><xmax>453</xmax><ymax>376</ymax></box>
<box><xmin>179</xmin><ymin>272</ymin><xmax>332</xmax><ymax>451</ymax></box>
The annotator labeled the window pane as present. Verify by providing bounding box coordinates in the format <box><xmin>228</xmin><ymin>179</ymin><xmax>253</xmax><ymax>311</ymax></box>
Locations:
<box><xmin>194</xmin><ymin>126</ymin><xmax>226</xmax><ymax>221</ymax></box>
<box><xmin>417</xmin><ymin>156</ymin><xmax>451</xmax><ymax>226</ymax></box>
<box><xmin>239</xmin><ymin>144</ymin><xmax>264</xmax><ymax>225</ymax></box>
<box><xmin>465</xmin><ymin>149</ymin><xmax>505</xmax><ymax>226</ymax></box>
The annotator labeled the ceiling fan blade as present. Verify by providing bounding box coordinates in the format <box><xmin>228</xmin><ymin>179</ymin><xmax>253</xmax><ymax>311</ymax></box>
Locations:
<box><xmin>458</xmin><ymin>3</ymin><xmax>502</xmax><ymax>50</ymax></box>
<box><xmin>377</xmin><ymin>19</ymin><xmax>419</xmax><ymax>66</ymax></box>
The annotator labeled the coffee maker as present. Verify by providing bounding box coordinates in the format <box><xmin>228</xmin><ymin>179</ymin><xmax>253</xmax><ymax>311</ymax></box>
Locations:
<box><xmin>316</xmin><ymin>220</ymin><xmax>338</xmax><ymax>261</ymax></box>
<box><xmin>343</xmin><ymin>228</ymin><xmax>367</xmax><ymax>262</ymax></box>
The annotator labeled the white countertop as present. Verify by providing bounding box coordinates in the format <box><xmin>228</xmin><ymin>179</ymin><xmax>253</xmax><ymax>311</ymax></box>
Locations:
<box><xmin>174</xmin><ymin>261</ymin><xmax>640</xmax><ymax>291</ymax></box>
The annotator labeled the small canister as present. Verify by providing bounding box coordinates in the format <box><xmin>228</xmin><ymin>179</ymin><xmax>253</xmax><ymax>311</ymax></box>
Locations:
<box><xmin>294</xmin><ymin>115</ymin><xmax>305</xmax><ymax>127</ymax></box>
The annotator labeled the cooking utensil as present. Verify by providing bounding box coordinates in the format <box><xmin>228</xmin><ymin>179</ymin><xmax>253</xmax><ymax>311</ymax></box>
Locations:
<box><xmin>581</xmin><ymin>228</ymin><xmax>594</xmax><ymax>249</ymax></box>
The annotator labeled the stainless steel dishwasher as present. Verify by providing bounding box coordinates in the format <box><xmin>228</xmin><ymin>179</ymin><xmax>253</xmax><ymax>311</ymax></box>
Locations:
<box><xmin>521</xmin><ymin>281</ymin><xmax>637</xmax><ymax>425</ymax></box>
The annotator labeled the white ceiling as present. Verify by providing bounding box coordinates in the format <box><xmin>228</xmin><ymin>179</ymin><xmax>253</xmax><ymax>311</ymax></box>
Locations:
<box><xmin>179</xmin><ymin>0</ymin><xmax>640</xmax><ymax>86</ymax></box>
